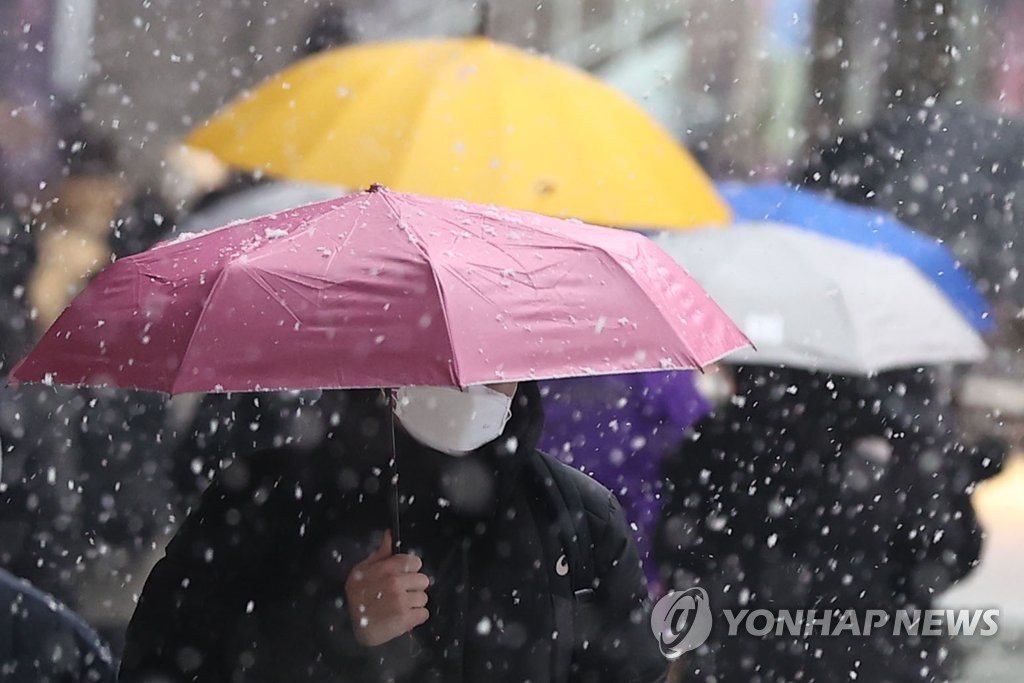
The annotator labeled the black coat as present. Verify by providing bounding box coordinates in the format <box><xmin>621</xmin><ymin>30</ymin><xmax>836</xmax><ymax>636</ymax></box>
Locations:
<box><xmin>655</xmin><ymin>367</ymin><xmax>986</xmax><ymax>683</ymax></box>
<box><xmin>0</xmin><ymin>568</ymin><xmax>116</xmax><ymax>682</ymax></box>
<box><xmin>120</xmin><ymin>385</ymin><xmax>666</xmax><ymax>683</ymax></box>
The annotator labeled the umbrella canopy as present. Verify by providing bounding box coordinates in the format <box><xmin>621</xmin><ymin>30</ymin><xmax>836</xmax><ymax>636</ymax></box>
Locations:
<box><xmin>718</xmin><ymin>181</ymin><xmax>992</xmax><ymax>332</ymax></box>
<box><xmin>653</xmin><ymin>223</ymin><xmax>987</xmax><ymax>374</ymax></box>
<box><xmin>186</xmin><ymin>38</ymin><xmax>730</xmax><ymax>230</ymax></box>
<box><xmin>10</xmin><ymin>186</ymin><xmax>748</xmax><ymax>394</ymax></box>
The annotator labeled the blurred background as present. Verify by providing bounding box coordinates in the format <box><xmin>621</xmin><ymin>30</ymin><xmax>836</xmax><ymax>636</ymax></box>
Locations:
<box><xmin>2</xmin><ymin>1</ymin><xmax>1023</xmax><ymax>679</ymax></box>
<box><xmin>14</xmin><ymin>1</ymin><xmax>1024</xmax><ymax>178</ymax></box>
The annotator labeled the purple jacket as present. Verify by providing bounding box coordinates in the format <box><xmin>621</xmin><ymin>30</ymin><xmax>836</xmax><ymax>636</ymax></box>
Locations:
<box><xmin>538</xmin><ymin>371</ymin><xmax>710</xmax><ymax>593</ymax></box>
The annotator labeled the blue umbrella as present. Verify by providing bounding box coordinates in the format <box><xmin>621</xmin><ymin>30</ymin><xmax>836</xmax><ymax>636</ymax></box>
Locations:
<box><xmin>718</xmin><ymin>181</ymin><xmax>993</xmax><ymax>332</ymax></box>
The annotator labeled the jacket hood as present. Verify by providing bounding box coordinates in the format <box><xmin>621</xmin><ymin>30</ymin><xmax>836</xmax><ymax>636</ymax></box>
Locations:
<box><xmin>316</xmin><ymin>383</ymin><xmax>545</xmax><ymax>522</ymax></box>
<box><xmin>395</xmin><ymin>381</ymin><xmax>545</xmax><ymax>521</ymax></box>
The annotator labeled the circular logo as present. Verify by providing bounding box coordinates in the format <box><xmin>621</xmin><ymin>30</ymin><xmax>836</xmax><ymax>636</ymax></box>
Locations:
<box><xmin>650</xmin><ymin>587</ymin><xmax>713</xmax><ymax>659</ymax></box>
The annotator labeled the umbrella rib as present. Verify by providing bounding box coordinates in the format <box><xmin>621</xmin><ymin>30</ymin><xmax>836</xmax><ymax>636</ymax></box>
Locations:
<box><xmin>168</xmin><ymin>263</ymin><xmax>235</xmax><ymax>394</ymax></box>
<box><xmin>429</xmin><ymin>210</ymin><xmax>546</xmax><ymax>291</ymax></box>
<box><xmin>587</xmin><ymin>241</ymin><xmax>706</xmax><ymax>369</ymax></box>
<box><xmin>241</xmin><ymin>266</ymin><xmax>303</xmax><ymax>325</ymax></box>
<box><xmin>427</xmin><ymin>267</ymin><xmax>462</xmax><ymax>386</ymax></box>
<box><xmin>620</xmin><ymin>239</ymin><xmax>707</xmax><ymax>351</ymax></box>
<box><xmin>377</xmin><ymin>192</ymin><xmax>463</xmax><ymax>386</ymax></box>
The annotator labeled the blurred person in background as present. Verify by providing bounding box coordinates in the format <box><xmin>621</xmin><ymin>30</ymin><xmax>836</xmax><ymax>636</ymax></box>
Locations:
<box><xmin>0</xmin><ymin>116</ymin><xmax>181</xmax><ymax>650</ymax></box>
<box><xmin>655</xmin><ymin>365</ymin><xmax>1005</xmax><ymax>683</ymax></box>
<box><xmin>0</xmin><ymin>566</ymin><xmax>117</xmax><ymax>682</ymax></box>
<box><xmin>0</xmin><ymin>0</ymin><xmax>62</xmax><ymax>373</ymax></box>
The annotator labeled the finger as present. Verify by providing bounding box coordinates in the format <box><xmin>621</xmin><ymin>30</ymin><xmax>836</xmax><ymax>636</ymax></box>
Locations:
<box><xmin>403</xmin><ymin>607</ymin><xmax>429</xmax><ymax>631</ymax></box>
<box><xmin>372</xmin><ymin>529</ymin><xmax>394</xmax><ymax>561</ymax></box>
<box><xmin>355</xmin><ymin>530</ymin><xmax>393</xmax><ymax>569</ymax></box>
<box><xmin>377</xmin><ymin>553</ymin><xmax>422</xmax><ymax>575</ymax></box>
<box><xmin>395</xmin><ymin>572</ymin><xmax>430</xmax><ymax>592</ymax></box>
<box><xmin>387</xmin><ymin>572</ymin><xmax>429</xmax><ymax>594</ymax></box>
<box><xmin>404</xmin><ymin>590</ymin><xmax>429</xmax><ymax>609</ymax></box>
<box><xmin>379</xmin><ymin>571</ymin><xmax>429</xmax><ymax>595</ymax></box>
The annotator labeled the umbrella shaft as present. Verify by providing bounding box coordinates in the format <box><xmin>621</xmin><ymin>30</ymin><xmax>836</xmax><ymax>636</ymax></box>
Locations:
<box><xmin>386</xmin><ymin>390</ymin><xmax>402</xmax><ymax>551</ymax></box>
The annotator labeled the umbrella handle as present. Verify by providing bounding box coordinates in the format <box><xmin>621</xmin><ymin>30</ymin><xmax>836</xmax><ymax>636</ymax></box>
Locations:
<box><xmin>386</xmin><ymin>389</ymin><xmax>419</xmax><ymax>659</ymax></box>
<box><xmin>386</xmin><ymin>389</ymin><xmax>402</xmax><ymax>552</ymax></box>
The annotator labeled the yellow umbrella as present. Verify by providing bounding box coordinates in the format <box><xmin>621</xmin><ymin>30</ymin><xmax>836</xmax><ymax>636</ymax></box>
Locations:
<box><xmin>187</xmin><ymin>38</ymin><xmax>729</xmax><ymax>230</ymax></box>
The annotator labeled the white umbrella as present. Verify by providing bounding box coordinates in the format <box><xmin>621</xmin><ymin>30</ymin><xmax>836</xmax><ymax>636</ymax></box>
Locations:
<box><xmin>653</xmin><ymin>222</ymin><xmax>987</xmax><ymax>374</ymax></box>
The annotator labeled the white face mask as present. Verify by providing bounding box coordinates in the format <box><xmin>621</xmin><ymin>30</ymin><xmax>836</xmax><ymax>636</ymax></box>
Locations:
<box><xmin>393</xmin><ymin>385</ymin><xmax>514</xmax><ymax>456</ymax></box>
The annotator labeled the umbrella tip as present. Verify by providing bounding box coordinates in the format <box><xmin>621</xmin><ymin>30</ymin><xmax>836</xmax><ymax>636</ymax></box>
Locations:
<box><xmin>368</xmin><ymin>183</ymin><xmax>388</xmax><ymax>193</ymax></box>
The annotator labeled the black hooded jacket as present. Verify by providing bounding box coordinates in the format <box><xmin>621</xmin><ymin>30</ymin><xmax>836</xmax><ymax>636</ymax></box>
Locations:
<box><xmin>120</xmin><ymin>383</ymin><xmax>666</xmax><ymax>683</ymax></box>
<box><xmin>655</xmin><ymin>367</ymin><xmax>991</xmax><ymax>683</ymax></box>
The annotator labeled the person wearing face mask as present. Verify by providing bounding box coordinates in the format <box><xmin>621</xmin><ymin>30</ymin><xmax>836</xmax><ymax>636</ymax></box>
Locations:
<box><xmin>119</xmin><ymin>382</ymin><xmax>668</xmax><ymax>683</ymax></box>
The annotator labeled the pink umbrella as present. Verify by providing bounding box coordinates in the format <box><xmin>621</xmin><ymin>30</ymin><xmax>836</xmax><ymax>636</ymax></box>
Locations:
<box><xmin>10</xmin><ymin>186</ymin><xmax>748</xmax><ymax>394</ymax></box>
